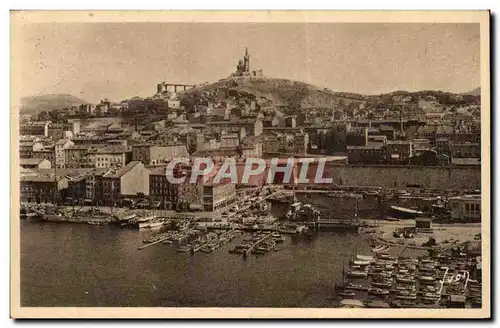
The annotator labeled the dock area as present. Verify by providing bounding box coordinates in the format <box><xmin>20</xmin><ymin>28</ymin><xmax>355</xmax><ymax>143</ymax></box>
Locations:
<box><xmin>334</xmin><ymin>242</ymin><xmax>480</xmax><ymax>308</ymax></box>
<box><xmin>192</xmin><ymin>228</ymin><xmax>236</xmax><ymax>253</ymax></box>
<box><xmin>137</xmin><ymin>236</ymin><xmax>171</xmax><ymax>250</ymax></box>
<box><xmin>243</xmin><ymin>232</ymin><xmax>272</xmax><ymax>257</ymax></box>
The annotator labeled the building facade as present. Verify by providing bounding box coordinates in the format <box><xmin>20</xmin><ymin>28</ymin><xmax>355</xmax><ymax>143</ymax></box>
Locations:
<box><xmin>386</xmin><ymin>141</ymin><xmax>413</xmax><ymax>164</ymax></box>
<box><xmin>449</xmin><ymin>195</ymin><xmax>481</xmax><ymax>221</ymax></box>
<box><xmin>149</xmin><ymin>165</ymin><xmax>203</xmax><ymax>210</ymax></box>
<box><xmin>54</xmin><ymin>139</ymin><xmax>74</xmax><ymax>168</ymax></box>
<box><xmin>20</xmin><ymin>158</ymin><xmax>52</xmax><ymax>169</ymax></box>
<box><xmin>102</xmin><ymin>161</ymin><xmax>150</xmax><ymax>205</ymax></box>
<box><xmin>19</xmin><ymin>122</ymin><xmax>49</xmax><ymax>137</ymax></box>
<box><xmin>95</xmin><ymin>146</ymin><xmax>132</xmax><ymax>169</ymax></box>
<box><xmin>203</xmin><ymin>182</ymin><xmax>236</xmax><ymax>212</ymax></box>
<box><xmin>451</xmin><ymin>142</ymin><xmax>481</xmax><ymax>158</ymax></box>
<box><xmin>84</xmin><ymin>168</ymin><xmax>108</xmax><ymax>204</ymax></box>
<box><xmin>132</xmin><ymin>144</ymin><xmax>190</xmax><ymax>166</ymax></box>
<box><xmin>347</xmin><ymin>143</ymin><xmax>386</xmax><ymax>164</ymax></box>
<box><xmin>20</xmin><ymin>175</ymin><xmax>68</xmax><ymax>203</ymax></box>
<box><xmin>64</xmin><ymin>146</ymin><xmax>96</xmax><ymax>168</ymax></box>
<box><xmin>32</xmin><ymin>148</ymin><xmax>56</xmax><ymax>166</ymax></box>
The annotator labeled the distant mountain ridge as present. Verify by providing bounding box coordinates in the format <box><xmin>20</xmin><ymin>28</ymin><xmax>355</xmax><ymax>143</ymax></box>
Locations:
<box><xmin>20</xmin><ymin>94</ymin><xmax>88</xmax><ymax>114</ymax></box>
<box><xmin>461</xmin><ymin>87</ymin><xmax>481</xmax><ymax>96</ymax></box>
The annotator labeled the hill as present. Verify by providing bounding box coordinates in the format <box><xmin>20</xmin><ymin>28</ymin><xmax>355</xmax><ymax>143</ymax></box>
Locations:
<box><xmin>461</xmin><ymin>87</ymin><xmax>481</xmax><ymax>96</ymax></box>
<box><xmin>181</xmin><ymin>77</ymin><xmax>366</xmax><ymax>115</ymax></box>
<box><xmin>180</xmin><ymin>77</ymin><xmax>480</xmax><ymax>115</ymax></box>
<box><xmin>20</xmin><ymin>94</ymin><xmax>87</xmax><ymax>114</ymax></box>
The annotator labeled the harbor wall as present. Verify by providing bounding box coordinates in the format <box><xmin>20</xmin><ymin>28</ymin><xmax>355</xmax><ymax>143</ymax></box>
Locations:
<box><xmin>323</xmin><ymin>165</ymin><xmax>481</xmax><ymax>190</ymax></box>
<box><xmin>234</xmin><ymin>162</ymin><xmax>481</xmax><ymax>190</ymax></box>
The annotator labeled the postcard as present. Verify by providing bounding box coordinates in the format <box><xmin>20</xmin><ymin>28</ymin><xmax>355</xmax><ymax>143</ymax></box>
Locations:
<box><xmin>10</xmin><ymin>10</ymin><xmax>490</xmax><ymax>319</ymax></box>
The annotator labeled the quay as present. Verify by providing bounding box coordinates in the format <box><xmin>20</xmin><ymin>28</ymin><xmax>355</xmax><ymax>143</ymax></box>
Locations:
<box><xmin>205</xmin><ymin>225</ymin><xmax>296</xmax><ymax>234</ymax></box>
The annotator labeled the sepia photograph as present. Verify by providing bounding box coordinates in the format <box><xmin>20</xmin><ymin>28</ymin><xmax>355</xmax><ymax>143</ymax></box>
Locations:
<box><xmin>10</xmin><ymin>10</ymin><xmax>490</xmax><ymax>319</ymax></box>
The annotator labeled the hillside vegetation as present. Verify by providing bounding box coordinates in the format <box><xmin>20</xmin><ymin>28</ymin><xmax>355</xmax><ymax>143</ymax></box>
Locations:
<box><xmin>181</xmin><ymin>77</ymin><xmax>480</xmax><ymax>115</ymax></box>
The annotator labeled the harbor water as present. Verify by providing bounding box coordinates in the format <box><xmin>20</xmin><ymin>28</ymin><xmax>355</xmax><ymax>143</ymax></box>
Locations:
<box><xmin>20</xmin><ymin>220</ymin><xmax>372</xmax><ymax>307</ymax></box>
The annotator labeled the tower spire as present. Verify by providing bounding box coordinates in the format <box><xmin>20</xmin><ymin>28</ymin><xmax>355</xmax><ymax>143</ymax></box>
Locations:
<box><xmin>244</xmin><ymin>47</ymin><xmax>250</xmax><ymax>72</ymax></box>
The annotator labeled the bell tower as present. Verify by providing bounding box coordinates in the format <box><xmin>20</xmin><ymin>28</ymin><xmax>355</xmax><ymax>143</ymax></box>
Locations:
<box><xmin>244</xmin><ymin>47</ymin><xmax>250</xmax><ymax>72</ymax></box>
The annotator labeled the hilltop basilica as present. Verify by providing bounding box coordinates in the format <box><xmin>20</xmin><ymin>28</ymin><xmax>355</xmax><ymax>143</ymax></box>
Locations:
<box><xmin>231</xmin><ymin>48</ymin><xmax>263</xmax><ymax>78</ymax></box>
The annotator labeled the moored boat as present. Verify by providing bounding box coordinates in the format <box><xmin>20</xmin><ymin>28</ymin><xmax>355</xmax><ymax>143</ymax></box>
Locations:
<box><xmin>372</xmin><ymin>281</ymin><xmax>392</xmax><ymax>289</ymax></box>
<box><xmin>419</xmin><ymin>275</ymin><xmax>436</xmax><ymax>283</ymax></box>
<box><xmin>351</xmin><ymin>260</ymin><xmax>371</xmax><ymax>266</ymax></box>
<box><xmin>148</xmin><ymin>220</ymin><xmax>164</xmax><ymax>229</ymax></box>
<box><xmin>389</xmin><ymin>205</ymin><xmax>423</xmax><ymax>219</ymax></box>
<box><xmin>337</xmin><ymin>290</ymin><xmax>356</xmax><ymax>298</ymax></box>
<box><xmin>339</xmin><ymin>299</ymin><xmax>365</xmax><ymax>308</ymax></box>
<box><xmin>176</xmin><ymin>246</ymin><xmax>191</xmax><ymax>253</ymax></box>
<box><xmin>396</xmin><ymin>275</ymin><xmax>416</xmax><ymax>284</ymax></box>
<box><xmin>356</xmin><ymin>255</ymin><xmax>374</xmax><ymax>262</ymax></box>
<box><xmin>346</xmin><ymin>270</ymin><xmax>368</xmax><ymax>278</ymax></box>
<box><xmin>396</xmin><ymin>293</ymin><xmax>417</xmax><ymax>300</ymax></box>
<box><xmin>396</xmin><ymin>285</ymin><xmax>416</xmax><ymax>292</ymax></box>
<box><xmin>346</xmin><ymin>283</ymin><xmax>369</xmax><ymax>291</ymax></box>
<box><xmin>88</xmin><ymin>219</ymin><xmax>107</xmax><ymax>226</ymax></box>
<box><xmin>378</xmin><ymin>253</ymin><xmax>396</xmax><ymax>261</ymax></box>
<box><xmin>368</xmin><ymin>287</ymin><xmax>390</xmax><ymax>295</ymax></box>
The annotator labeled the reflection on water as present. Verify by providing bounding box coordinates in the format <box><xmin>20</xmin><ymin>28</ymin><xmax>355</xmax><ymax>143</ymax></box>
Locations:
<box><xmin>21</xmin><ymin>220</ymin><xmax>372</xmax><ymax>307</ymax></box>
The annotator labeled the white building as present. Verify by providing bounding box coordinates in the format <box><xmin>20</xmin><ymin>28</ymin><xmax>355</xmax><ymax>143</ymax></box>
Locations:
<box><xmin>95</xmin><ymin>146</ymin><xmax>131</xmax><ymax>169</ymax></box>
<box><xmin>54</xmin><ymin>139</ymin><xmax>74</xmax><ymax>168</ymax></box>
<box><xmin>449</xmin><ymin>194</ymin><xmax>481</xmax><ymax>221</ymax></box>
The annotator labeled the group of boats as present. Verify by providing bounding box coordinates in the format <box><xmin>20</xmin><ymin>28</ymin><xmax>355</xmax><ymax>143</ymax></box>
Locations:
<box><xmin>191</xmin><ymin>229</ymin><xmax>243</xmax><ymax>254</ymax></box>
<box><xmin>335</xmin><ymin>244</ymin><xmax>456</xmax><ymax>308</ymax></box>
<box><xmin>229</xmin><ymin>231</ymin><xmax>285</xmax><ymax>255</ymax></box>
<box><xmin>137</xmin><ymin>216</ymin><xmax>169</xmax><ymax>229</ymax></box>
<box><xmin>341</xmin><ymin>252</ymin><xmax>480</xmax><ymax>308</ymax></box>
<box><xmin>143</xmin><ymin>231</ymin><xmax>178</xmax><ymax>244</ymax></box>
<box><xmin>142</xmin><ymin>228</ymin><xmax>245</xmax><ymax>254</ymax></box>
<box><xmin>466</xmin><ymin>279</ymin><xmax>482</xmax><ymax>306</ymax></box>
<box><xmin>142</xmin><ymin>224</ymin><xmax>199</xmax><ymax>244</ymax></box>
<box><xmin>21</xmin><ymin>204</ymin><xmax>117</xmax><ymax>224</ymax></box>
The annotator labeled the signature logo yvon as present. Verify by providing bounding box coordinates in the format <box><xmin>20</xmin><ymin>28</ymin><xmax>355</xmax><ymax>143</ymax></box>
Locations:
<box><xmin>165</xmin><ymin>157</ymin><xmax>335</xmax><ymax>185</ymax></box>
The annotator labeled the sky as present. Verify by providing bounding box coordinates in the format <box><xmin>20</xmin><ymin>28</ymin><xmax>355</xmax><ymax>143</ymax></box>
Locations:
<box><xmin>17</xmin><ymin>23</ymin><xmax>480</xmax><ymax>103</ymax></box>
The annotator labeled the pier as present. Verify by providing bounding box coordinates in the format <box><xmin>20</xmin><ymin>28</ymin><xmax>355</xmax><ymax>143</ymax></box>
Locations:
<box><xmin>243</xmin><ymin>232</ymin><xmax>272</xmax><ymax>257</ymax></box>
<box><xmin>137</xmin><ymin>236</ymin><xmax>171</xmax><ymax>250</ymax></box>
<box><xmin>192</xmin><ymin>228</ymin><xmax>236</xmax><ymax>253</ymax></box>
